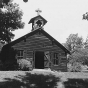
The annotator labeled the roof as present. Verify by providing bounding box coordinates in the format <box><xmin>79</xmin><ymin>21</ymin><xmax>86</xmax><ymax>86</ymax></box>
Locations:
<box><xmin>28</xmin><ymin>15</ymin><xmax>47</xmax><ymax>25</ymax></box>
<box><xmin>3</xmin><ymin>28</ymin><xmax>70</xmax><ymax>54</ymax></box>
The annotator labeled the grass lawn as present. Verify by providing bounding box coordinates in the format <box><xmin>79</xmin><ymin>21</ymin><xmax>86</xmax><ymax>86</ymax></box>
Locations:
<box><xmin>0</xmin><ymin>69</ymin><xmax>88</xmax><ymax>88</ymax></box>
<box><xmin>0</xmin><ymin>70</ymin><xmax>88</xmax><ymax>81</ymax></box>
<box><xmin>62</xmin><ymin>72</ymin><xmax>88</xmax><ymax>79</ymax></box>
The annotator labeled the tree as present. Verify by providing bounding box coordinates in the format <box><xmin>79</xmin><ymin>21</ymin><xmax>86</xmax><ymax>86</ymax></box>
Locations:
<box><xmin>68</xmin><ymin>48</ymin><xmax>88</xmax><ymax>64</ymax></box>
<box><xmin>67</xmin><ymin>48</ymin><xmax>88</xmax><ymax>71</ymax></box>
<box><xmin>0</xmin><ymin>0</ymin><xmax>12</xmax><ymax>8</ymax></box>
<box><xmin>0</xmin><ymin>2</ymin><xmax>25</xmax><ymax>43</ymax></box>
<box><xmin>0</xmin><ymin>46</ymin><xmax>18</xmax><ymax>70</ymax></box>
<box><xmin>84</xmin><ymin>36</ymin><xmax>88</xmax><ymax>48</ymax></box>
<box><xmin>3</xmin><ymin>0</ymin><xmax>11</xmax><ymax>5</ymax></box>
<box><xmin>64</xmin><ymin>33</ymin><xmax>83</xmax><ymax>52</ymax></box>
<box><xmin>23</xmin><ymin>0</ymin><xmax>28</xmax><ymax>2</ymax></box>
<box><xmin>0</xmin><ymin>1</ymin><xmax>25</xmax><ymax>70</ymax></box>
<box><xmin>83</xmin><ymin>12</ymin><xmax>88</xmax><ymax>20</ymax></box>
<box><xmin>64</xmin><ymin>33</ymin><xmax>87</xmax><ymax>71</ymax></box>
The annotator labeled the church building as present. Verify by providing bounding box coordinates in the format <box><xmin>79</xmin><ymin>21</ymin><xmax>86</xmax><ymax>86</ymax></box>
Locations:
<box><xmin>2</xmin><ymin>9</ymin><xmax>70</xmax><ymax>71</ymax></box>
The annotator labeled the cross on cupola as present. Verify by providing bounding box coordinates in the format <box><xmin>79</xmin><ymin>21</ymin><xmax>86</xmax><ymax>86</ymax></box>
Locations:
<box><xmin>28</xmin><ymin>9</ymin><xmax>47</xmax><ymax>31</ymax></box>
<box><xmin>35</xmin><ymin>8</ymin><xmax>42</xmax><ymax>16</ymax></box>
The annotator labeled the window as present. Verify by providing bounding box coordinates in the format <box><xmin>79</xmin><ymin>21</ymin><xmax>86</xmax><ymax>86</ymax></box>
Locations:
<box><xmin>17</xmin><ymin>50</ymin><xmax>24</xmax><ymax>59</ymax></box>
<box><xmin>60</xmin><ymin>57</ymin><xmax>67</xmax><ymax>66</ymax></box>
<box><xmin>53</xmin><ymin>53</ymin><xmax>59</xmax><ymax>65</ymax></box>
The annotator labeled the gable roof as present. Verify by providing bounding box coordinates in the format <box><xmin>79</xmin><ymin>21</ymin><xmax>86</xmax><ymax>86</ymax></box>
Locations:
<box><xmin>28</xmin><ymin>15</ymin><xmax>47</xmax><ymax>25</ymax></box>
<box><xmin>3</xmin><ymin>28</ymin><xmax>70</xmax><ymax>54</ymax></box>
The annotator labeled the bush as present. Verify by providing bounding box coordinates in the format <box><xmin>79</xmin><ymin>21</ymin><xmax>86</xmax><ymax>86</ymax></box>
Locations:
<box><xmin>17</xmin><ymin>59</ymin><xmax>33</xmax><ymax>71</ymax></box>
<box><xmin>68</xmin><ymin>62</ymin><xmax>82</xmax><ymax>72</ymax></box>
<box><xmin>0</xmin><ymin>46</ymin><xmax>18</xmax><ymax>70</ymax></box>
<box><xmin>1</xmin><ymin>60</ymin><xmax>19</xmax><ymax>71</ymax></box>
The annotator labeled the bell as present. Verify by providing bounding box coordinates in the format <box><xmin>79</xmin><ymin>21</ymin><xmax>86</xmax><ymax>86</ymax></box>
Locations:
<box><xmin>23</xmin><ymin>0</ymin><xmax>28</xmax><ymax>2</ymax></box>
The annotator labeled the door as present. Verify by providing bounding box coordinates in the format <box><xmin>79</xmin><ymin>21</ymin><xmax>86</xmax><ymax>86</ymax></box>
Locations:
<box><xmin>44</xmin><ymin>51</ymin><xmax>51</xmax><ymax>68</ymax></box>
<box><xmin>35</xmin><ymin>51</ymin><xmax>44</xmax><ymax>69</ymax></box>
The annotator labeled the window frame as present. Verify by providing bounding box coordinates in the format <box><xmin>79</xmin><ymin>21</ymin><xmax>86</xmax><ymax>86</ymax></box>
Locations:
<box><xmin>16</xmin><ymin>50</ymin><xmax>24</xmax><ymax>59</ymax></box>
<box><xmin>53</xmin><ymin>52</ymin><xmax>59</xmax><ymax>66</ymax></box>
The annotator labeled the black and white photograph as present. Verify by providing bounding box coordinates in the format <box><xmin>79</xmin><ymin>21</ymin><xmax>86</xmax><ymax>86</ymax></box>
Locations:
<box><xmin>0</xmin><ymin>0</ymin><xmax>88</xmax><ymax>88</ymax></box>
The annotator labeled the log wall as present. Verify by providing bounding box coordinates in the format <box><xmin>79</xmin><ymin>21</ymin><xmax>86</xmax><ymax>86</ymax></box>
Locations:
<box><xmin>12</xmin><ymin>32</ymin><xmax>67</xmax><ymax>71</ymax></box>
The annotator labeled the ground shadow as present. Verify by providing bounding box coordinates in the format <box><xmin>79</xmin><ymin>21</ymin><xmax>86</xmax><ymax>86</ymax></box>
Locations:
<box><xmin>64</xmin><ymin>78</ymin><xmax>88</xmax><ymax>88</ymax></box>
<box><xmin>0</xmin><ymin>72</ymin><xmax>60</xmax><ymax>88</ymax></box>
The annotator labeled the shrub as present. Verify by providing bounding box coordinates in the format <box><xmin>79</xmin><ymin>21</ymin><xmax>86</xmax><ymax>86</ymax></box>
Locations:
<box><xmin>17</xmin><ymin>59</ymin><xmax>33</xmax><ymax>71</ymax></box>
<box><xmin>68</xmin><ymin>62</ymin><xmax>82</xmax><ymax>72</ymax></box>
<box><xmin>0</xmin><ymin>46</ymin><xmax>18</xmax><ymax>70</ymax></box>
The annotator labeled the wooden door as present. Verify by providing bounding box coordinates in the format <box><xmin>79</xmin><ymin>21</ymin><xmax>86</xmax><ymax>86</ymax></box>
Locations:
<box><xmin>44</xmin><ymin>51</ymin><xmax>51</xmax><ymax>68</ymax></box>
<box><xmin>35</xmin><ymin>51</ymin><xmax>44</xmax><ymax>69</ymax></box>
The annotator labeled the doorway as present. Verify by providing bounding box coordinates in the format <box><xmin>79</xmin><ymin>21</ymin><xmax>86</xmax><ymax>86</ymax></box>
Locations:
<box><xmin>35</xmin><ymin>51</ymin><xmax>44</xmax><ymax>69</ymax></box>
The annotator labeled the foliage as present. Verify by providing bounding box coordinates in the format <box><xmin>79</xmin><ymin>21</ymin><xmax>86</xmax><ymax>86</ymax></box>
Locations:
<box><xmin>64</xmin><ymin>33</ymin><xmax>88</xmax><ymax>72</ymax></box>
<box><xmin>0</xmin><ymin>2</ymin><xmax>24</xmax><ymax>43</ymax></box>
<box><xmin>83</xmin><ymin>12</ymin><xmax>88</xmax><ymax>20</ymax></box>
<box><xmin>67</xmin><ymin>48</ymin><xmax>88</xmax><ymax>72</ymax></box>
<box><xmin>0</xmin><ymin>46</ymin><xmax>18</xmax><ymax>70</ymax></box>
<box><xmin>23</xmin><ymin>0</ymin><xmax>28</xmax><ymax>3</ymax></box>
<box><xmin>0</xmin><ymin>41</ymin><xmax>5</xmax><ymax>51</ymax></box>
<box><xmin>84</xmin><ymin>36</ymin><xmax>88</xmax><ymax>48</ymax></box>
<box><xmin>64</xmin><ymin>33</ymin><xmax>83</xmax><ymax>52</ymax></box>
<box><xmin>0</xmin><ymin>1</ymin><xmax>25</xmax><ymax>70</ymax></box>
<box><xmin>0</xmin><ymin>0</ymin><xmax>12</xmax><ymax>8</ymax></box>
<box><xmin>3</xmin><ymin>0</ymin><xmax>11</xmax><ymax>5</ymax></box>
<box><xmin>68</xmin><ymin>48</ymin><xmax>88</xmax><ymax>64</ymax></box>
<box><xmin>17</xmin><ymin>59</ymin><xmax>33</xmax><ymax>71</ymax></box>
<box><xmin>68</xmin><ymin>62</ymin><xmax>82</xmax><ymax>72</ymax></box>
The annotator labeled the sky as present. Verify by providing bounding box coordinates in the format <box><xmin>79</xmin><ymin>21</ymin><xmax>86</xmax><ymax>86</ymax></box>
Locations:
<box><xmin>12</xmin><ymin>0</ymin><xmax>88</xmax><ymax>43</ymax></box>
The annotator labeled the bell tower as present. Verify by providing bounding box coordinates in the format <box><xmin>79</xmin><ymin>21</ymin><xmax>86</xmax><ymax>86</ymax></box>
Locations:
<box><xmin>28</xmin><ymin>9</ymin><xmax>47</xmax><ymax>31</ymax></box>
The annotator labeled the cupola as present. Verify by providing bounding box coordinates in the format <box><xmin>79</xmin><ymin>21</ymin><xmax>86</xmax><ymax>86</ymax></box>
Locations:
<box><xmin>28</xmin><ymin>9</ymin><xmax>47</xmax><ymax>31</ymax></box>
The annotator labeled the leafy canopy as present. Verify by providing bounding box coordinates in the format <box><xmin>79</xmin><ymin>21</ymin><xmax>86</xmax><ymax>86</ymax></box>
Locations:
<box><xmin>0</xmin><ymin>2</ymin><xmax>25</xmax><ymax>43</ymax></box>
<box><xmin>64</xmin><ymin>33</ymin><xmax>83</xmax><ymax>52</ymax></box>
